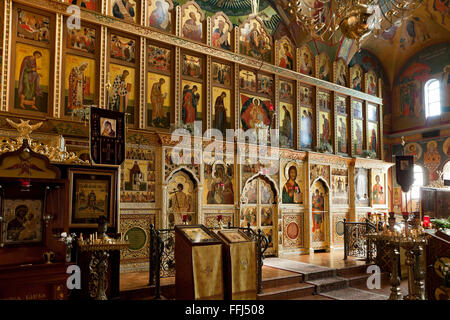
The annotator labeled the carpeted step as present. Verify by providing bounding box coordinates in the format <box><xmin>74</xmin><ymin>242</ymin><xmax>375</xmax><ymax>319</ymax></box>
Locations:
<box><xmin>290</xmin><ymin>294</ymin><xmax>336</xmax><ymax>300</ymax></box>
<box><xmin>320</xmin><ymin>287</ymin><xmax>388</xmax><ymax>300</ymax></box>
<box><xmin>306</xmin><ymin>276</ymin><xmax>349</xmax><ymax>293</ymax></box>
<box><xmin>262</xmin><ymin>274</ymin><xmax>304</xmax><ymax>290</ymax></box>
<box><xmin>257</xmin><ymin>283</ymin><xmax>315</xmax><ymax>300</ymax></box>
<box><xmin>263</xmin><ymin>258</ymin><xmax>337</xmax><ymax>281</ymax></box>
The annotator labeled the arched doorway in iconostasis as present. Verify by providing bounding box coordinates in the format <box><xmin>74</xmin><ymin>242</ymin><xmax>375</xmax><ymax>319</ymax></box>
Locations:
<box><xmin>240</xmin><ymin>175</ymin><xmax>278</xmax><ymax>256</ymax></box>
<box><xmin>165</xmin><ymin>169</ymin><xmax>198</xmax><ymax>229</ymax></box>
<box><xmin>310</xmin><ymin>178</ymin><xmax>330</xmax><ymax>251</ymax></box>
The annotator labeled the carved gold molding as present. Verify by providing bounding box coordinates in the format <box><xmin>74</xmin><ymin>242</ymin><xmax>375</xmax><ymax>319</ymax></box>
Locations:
<box><xmin>1</xmin><ymin>0</ymin><xmax>12</xmax><ymax>112</ymax></box>
<box><xmin>139</xmin><ymin>37</ymin><xmax>146</xmax><ymax>129</ymax></box>
<box><xmin>99</xmin><ymin>25</ymin><xmax>108</xmax><ymax>109</ymax></box>
<box><xmin>53</xmin><ymin>13</ymin><xmax>63</xmax><ymax>118</ymax></box>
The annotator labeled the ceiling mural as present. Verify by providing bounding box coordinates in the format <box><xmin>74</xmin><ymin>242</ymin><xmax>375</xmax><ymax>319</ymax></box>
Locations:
<box><xmin>175</xmin><ymin>0</ymin><xmax>281</xmax><ymax>34</ymax></box>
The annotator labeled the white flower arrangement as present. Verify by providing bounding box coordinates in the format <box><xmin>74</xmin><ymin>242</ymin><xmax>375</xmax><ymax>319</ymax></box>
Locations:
<box><xmin>59</xmin><ymin>232</ymin><xmax>77</xmax><ymax>246</ymax></box>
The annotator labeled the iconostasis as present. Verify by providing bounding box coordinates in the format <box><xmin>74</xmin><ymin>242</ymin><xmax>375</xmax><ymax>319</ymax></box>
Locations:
<box><xmin>0</xmin><ymin>0</ymin><xmax>392</xmax><ymax>272</ymax></box>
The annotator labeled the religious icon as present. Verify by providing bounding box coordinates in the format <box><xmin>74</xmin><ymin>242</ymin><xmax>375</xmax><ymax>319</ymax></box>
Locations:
<box><xmin>405</xmin><ymin>142</ymin><xmax>423</xmax><ymax>161</ymax></box>
<box><xmin>212</xmin><ymin>62</ymin><xmax>231</xmax><ymax>87</ymax></box>
<box><xmin>354</xmin><ymin>168</ymin><xmax>369</xmax><ymax>206</ymax></box>
<box><xmin>182</xmin><ymin>54</ymin><xmax>202</xmax><ymax>79</ymax></box>
<box><xmin>336</xmin><ymin>96</ymin><xmax>346</xmax><ymax>114</ymax></box>
<box><xmin>211</xmin><ymin>13</ymin><xmax>231</xmax><ymax>51</ymax></box>
<box><xmin>372</xmin><ymin>173</ymin><xmax>385</xmax><ymax>205</ymax></box>
<box><xmin>352</xmin><ymin>100</ymin><xmax>363</xmax><ymax>119</ymax></box>
<box><xmin>245</xmin><ymin>179</ymin><xmax>257</xmax><ymax>204</ymax></box>
<box><xmin>319</xmin><ymin>111</ymin><xmax>331</xmax><ymax>145</ymax></box>
<box><xmin>212</xmin><ymin>88</ymin><xmax>231</xmax><ymax>135</ymax></box>
<box><xmin>337</xmin><ymin>115</ymin><xmax>347</xmax><ymax>154</ymax></box>
<box><xmin>67</xmin><ymin>26</ymin><xmax>95</xmax><ymax>53</ymax></box>
<box><xmin>241</xmin><ymin>207</ymin><xmax>257</xmax><ymax>227</ymax></box>
<box><xmin>17</xmin><ymin>9</ymin><xmax>49</xmax><ymax>43</ymax></box>
<box><xmin>257</xmin><ymin>74</ymin><xmax>273</xmax><ymax>96</ymax></box>
<box><xmin>300</xmin><ymin>86</ymin><xmax>313</xmax><ymax>106</ymax></box>
<box><xmin>311</xmin><ymin>182</ymin><xmax>326</xmax><ymax>242</ymax></box>
<box><xmin>280</xmin><ymin>81</ymin><xmax>293</xmax><ymax>100</ymax></box>
<box><xmin>335</xmin><ymin>59</ymin><xmax>347</xmax><ymax>87</ymax></box>
<box><xmin>3</xmin><ymin>199</ymin><xmax>43</xmax><ymax>244</ymax></box>
<box><xmin>239</xmin><ymin>69</ymin><xmax>257</xmax><ymax>92</ymax></box>
<box><xmin>300</xmin><ymin>107</ymin><xmax>313</xmax><ymax>149</ymax></box>
<box><xmin>111</xmin><ymin>0</ymin><xmax>137</xmax><ymax>23</ymax></box>
<box><xmin>318</xmin><ymin>91</ymin><xmax>330</xmax><ymax>110</ymax></box>
<box><xmin>148</xmin><ymin>73</ymin><xmax>170</xmax><ymax>128</ymax></box>
<box><xmin>100</xmin><ymin>117</ymin><xmax>117</xmax><ymax>137</ymax></box>
<box><xmin>278</xmin><ymin>38</ymin><xmax>294</xmax><ymax>70</ymax></box>
<box><xmin>299</xmin><ymin>45</ymin><xmax>313</xmax><ymax>76</ymax></box>
<box><xmin>368</xmin><ymin>122</ymin><xmax>378</xmax><ymax>154</ymax></box>
<box><xmin>368</xmin><ymin>104</ymin><xmax>378</xmax><ymax>122</ymax></box>
<box><xmin>15</xmin><ymin>43</ymin><xmax>50</xmax><ymax>113</ymax></box>
<box><xmin>282</xmin><ymin>165</ymin><xmax>302</xmax><ymax>204</ymax></box>
<box><xmin>69</xmin><ymin>0</ymin><xmax>98</xmax><ymax>10</ymax></box>
<box><xmin>261</xmin><ymin>208</ymin><xmax>273</xmax><ymax>226</ymax></box>
<box><xmin>182</xmin><ymin>227</ymin><xmax>212</xmax><ymax>242</ymax></box>
<box><xmin>351</xmin><ymin>65</ymin><xmax>363</xmax><ymax>91</ymax></box>
<box><xmin>317</xmin><ymin>53</ymin><xmax>331</xmax><ymax>82</ymax></box>
<box><xmin>65</xmin><ymin>55</ymin><xmax>95</xmax><ymax>115</ymax></box>
<box><xmin>263</xmin><ymin>228</ymin><xmax>273</xmax><ymax>248</ymax></box>
<box><xmin>109</xmin><ymin>64</ymin><xmax>135</xmax><ymax>116</ymax></box>
<box><xmin>353</xmin><ymin>119</ymin><xmax>363</xmax><ymax>155</ymax></box>
<box><xmin>332</xmin><ymin>169</ymin><xmax>348</xmax><ymax>205</ymax></box>
<box><xmin>110</xmin><ymin>34</ymin><xmax>136</xmax><ymax>63</ymax></box>
<box><xmin>240</xmin><ymin>94</ymin><xmax>272</xmax><ymax>131</ymax></box>
<box><xmin>181</xmin><ymin>4</ymin><xmax>203</xmax><ymax>42</ymax></box>
<box><xmin>260</xmin><ymin>181</ymin><xmax>274</xmax><ymax>204</ymax></box>
<box><xmin>280</xmin><ymin>103</ymin><xmax>294</xmax><ymax>148</ymax></box>
<box><xmin>168</xmin><ymin>174</ymin><xmax>193</xmax><ymax>226</ymax></box>
<box><xmin>424</xmin><ymin>140</ymin><xmax>441</xmax><ymax>181</ymax></box>
<box><xmin>366</xmin><ymin>71</ymin><xmax>377</xmax><ymax>95</ymax></box>
<box><xmin>205</xmin><ymin>163</ymin><xmax>234</xmax><ymax>205</ymax></box>
<box><xmin>239</xmin><ymin>18</ymin><xmax>272</xmax><ymax>63</ymax></box>
<box><xmin>148</xmin><ymin>45</ymin><xmax>171</xmax><ymax>72</ymax></box>
<box><xmin>148</xmin><ymin>0</ymin><xmax>172</xmax><ymax>32</ymax></box>
<box><xmin>181</xmin><ymin>80</ymin><xmax>202</xmax><ymax>124</ymax></box>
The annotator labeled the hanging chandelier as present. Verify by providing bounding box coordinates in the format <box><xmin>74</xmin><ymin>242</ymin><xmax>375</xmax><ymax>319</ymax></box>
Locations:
<box><xmin>281</xmin><ymin>0</ymin><xmax>423</xmax><ymax>46</ymax></box>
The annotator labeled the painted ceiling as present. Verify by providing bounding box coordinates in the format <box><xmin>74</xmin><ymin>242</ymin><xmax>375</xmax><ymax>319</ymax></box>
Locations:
<box><xmin>181</xmin><ymin>0</ymin><xmax>450</xmax><ymax>86</ymax></box>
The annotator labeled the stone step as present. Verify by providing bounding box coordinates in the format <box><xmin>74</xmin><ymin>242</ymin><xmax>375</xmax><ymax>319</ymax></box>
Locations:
<box><xmin>290</xmin><ymin>294</ymin><xmax>336</xmax><ymax>300</ymax></box>
<box><xmin>320</xmin><ymin>287</ymin><xmax>388</xmax><ymax>300</ymax></box>
<box><xmin>336</xmin><ymin>264</ymin><xmax>371</xmax><ymax>277</ymax></box>
<box><xmin>306</xmin><ymin>276</ymin><xmax>349</xmax><ymax>293</ymax></box>
<box><xmin>262</xmin><ymin>273</ymin><xmax>303</xmax><ymax>290</ymax></box>
<box><xmin>257</xmin><ymin>283</ymin><xmax>315</xmax><ymax>300</ymax></box>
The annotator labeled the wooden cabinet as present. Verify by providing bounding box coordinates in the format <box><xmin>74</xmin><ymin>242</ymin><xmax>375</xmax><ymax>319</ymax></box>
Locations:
<box><xmin>421</xmin><ymin>188</ymin><xmax>450</xmax><ymax>219</ymax></box>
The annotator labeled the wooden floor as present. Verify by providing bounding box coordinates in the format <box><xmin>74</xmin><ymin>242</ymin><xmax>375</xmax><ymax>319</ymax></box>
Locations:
<box><xmin>120</xmin><ymin>250</ymin><xmax>360</xmax><ymax>292</ymax></box>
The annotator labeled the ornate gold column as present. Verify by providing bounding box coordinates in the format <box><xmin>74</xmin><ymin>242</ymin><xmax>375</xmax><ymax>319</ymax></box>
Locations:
<box><xmin>99</xmin><ymin>25</ymin><xmax>108</xmax><ymax>109</ymax></box>
<box><xmin>174</xmin><ymin>46</ymin><xmax>181</xmax><ymax>126</ymax></box>
<box><xmin>139</xmin><ymin>37</ymin><xmax>146</xmax><ymax>129</ymax></box>
<box><xmin>206</xmin><ymin>55</ymin><xmax>212</xmax><ymax>132</ymax></box>
<box><xmin>53</xmin><ymin>13</ymin><xmax>63</xmax><ymax>118</ymax></box>
<box><xmin>0</xmin><ymin>0</ymin><xmax>12</xmax><ymax>112</ymax></box>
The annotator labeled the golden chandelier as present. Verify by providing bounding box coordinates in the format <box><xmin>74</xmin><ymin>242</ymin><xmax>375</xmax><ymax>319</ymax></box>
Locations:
<box><xmin>281</xmin><ymin>0</ymin><xmax>423</xmax><ymax>45</ymax></box>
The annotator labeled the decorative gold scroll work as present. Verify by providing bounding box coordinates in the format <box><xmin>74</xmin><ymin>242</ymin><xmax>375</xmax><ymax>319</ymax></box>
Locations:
<box><xmin>1</xmin><ymin>119</ymin><xmax>89</xmax><ymax>164</ymax></box>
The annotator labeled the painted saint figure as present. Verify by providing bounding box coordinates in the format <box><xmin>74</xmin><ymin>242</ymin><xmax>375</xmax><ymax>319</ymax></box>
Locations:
<box><xmin>214</xmin><ymin>91</ymin><xmax>227</xmax><ymax>135</ymax></box>
<box><xmin>68</xmin><ymin>62</ymin><xmax>88</xmax><ymax>111</ymax></box>
<box><xmin>311</xmin><ymin>189</ymin><xmax>324</xmax><ymax>238</ymax></box>
<box><xmin>183</xmin><ymin>12</ymin><xmax>202</xmax><ymax>42</ymax></box>
<box><xmin>207</xmin><ymin>165</ymin><xmax>234</xmax><ymax>204</ymax></box>
<box><xmin>338</xmin><ymin>118</ymin><xmax>347</xmax><ymax>153</ymax></box>
<box><xmin>321</xmin><ymin>114</ymin><xmax>330</xmax><ymax>144</ymax></box>
<box><xmin>112</xmin><ymin>0</ymin><xmax>136</xmax><ymax>23</ymax></box>
<box><xmin>18</xmin><ymin>51</ymin><xmax>43</xmax><ymax>111</ymax></box>
<box><xmin>301</xmin><ymin>110</ymin><xmax>313</xmax><ymax>148</ymax></box>
<box><xmin>182</xmin><ymin>84</ymin><xmax>200</xmax><ymax>124</ymax></box>
<box><xmin>212</xmin><ymin>20</ymin><xmax>230</xmax><ymax>50</ymax></box>
<box><xmin>352</xmin><ymin>70</ymin><xmax>362</xmax><ymax>91</ymax></box>
<box><xmin>279</xmin><ymin>43</ymin><xmax>294</xmax><ymax>70</ymax></box>
<box><xmin>372</xmin><ymin>175</ymin><xmax>385</xmax><ymax>204</ymax></box>
<box><xmin>171</xmin><ymin>183</ymin><xmax>191</xmax><ymax>213</ymax></box>
<box><xmin>282</xmin><ymin>166</ymin><xmax>302</xmax><ymax>204</ymax></box>
<box><xmin>370</xmin><ymin>128</ymin><xmax>377</xmax><ymax>153</ymax></box>
<box><xmin>149</xmin><ymin>0</ymin><xmax>170</xmax><ymax>31</ymax></box>
<box><xmin>300</xmin><ymin>52</ymin><xmax>313</xmax><ymax>75</ymax></box>
<box><xmin>151</xmin><ymin>78</ymin><xmax>167</xmax><ymax>126</ymax></box>
<box><xmin>280</xmin><ymin>105</ymin><xmax>293</xmax><ymax>147</ymax></box>
<box><xmin>110</xmin><ymin>70</ymin><xmax>130</xmax><ymax>112</ymax></box>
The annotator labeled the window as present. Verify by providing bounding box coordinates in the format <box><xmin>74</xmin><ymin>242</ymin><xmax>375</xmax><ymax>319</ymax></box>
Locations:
<box><xmin>424</xmin><ymin>79</ymin><xmax>441</xmax><ymax>118</ymax></box>
<box><xmin>411</xmin><ymin>165</ymin><xmax>424</xmax><ymax>199</ymax></box>
<box><xmin>443</xmin><ymin>161</ymin><xmax>450</xmax><ymax>181</ymax></box>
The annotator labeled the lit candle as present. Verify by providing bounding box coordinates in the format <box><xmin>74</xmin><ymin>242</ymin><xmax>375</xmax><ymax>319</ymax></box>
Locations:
<box><xmin>423</xmin><ymin>215</ymin><xmax>430</xmax><ymax>228</ymax></box>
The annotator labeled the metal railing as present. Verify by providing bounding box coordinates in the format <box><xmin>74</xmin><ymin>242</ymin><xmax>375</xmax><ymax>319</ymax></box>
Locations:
<box><xmin>343</xmin><ymin>218</ymin><xmax>376</xmax><ymax>262</ymax></box>
<box><xmin>148</xmin><ymin>222</ymin><xmax>269</xmax><ymax>299</ymax></box>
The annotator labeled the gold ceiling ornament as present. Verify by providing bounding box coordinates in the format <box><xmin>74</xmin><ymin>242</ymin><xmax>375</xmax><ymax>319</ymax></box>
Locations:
<box><xmin>281</xmin><ymin>0</ymin><xmax>423</xmax><ymax>45</ymax></box>
<box><xmin>3</xmin><ymin>118</ymin><xmax>89</xmax><ymax>165</ymax></box>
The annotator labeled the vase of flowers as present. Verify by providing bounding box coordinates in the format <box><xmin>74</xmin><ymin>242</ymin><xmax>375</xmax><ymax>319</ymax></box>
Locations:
<box><xmin>59</xmin><ymin>232</ymin><xmax>77</xmax><ymax>263</ymax></box>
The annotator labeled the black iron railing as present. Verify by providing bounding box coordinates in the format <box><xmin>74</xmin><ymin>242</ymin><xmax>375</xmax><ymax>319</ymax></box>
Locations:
<box><xmin>148</xmin><ymin>222</ymin><xmax>269</xmax><ymax>299</ymax></box>
<box><xmin>343</xmin><ymin>218</ymin><xmax>376</xmax><ymax>262</ymax></box>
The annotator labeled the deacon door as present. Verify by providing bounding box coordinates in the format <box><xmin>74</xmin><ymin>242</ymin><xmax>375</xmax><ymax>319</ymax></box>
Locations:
<box><xmin>240</xmin><ymin>177</ymin><xmax>276</xmax><ymax>255</ymax></box>
<box><xmin>310</xmin><ymin>180</ymin><xmax>329</xmax><ymax>250</ymax></box>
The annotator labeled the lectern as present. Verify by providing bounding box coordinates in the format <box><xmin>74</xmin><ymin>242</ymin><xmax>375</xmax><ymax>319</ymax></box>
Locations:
<box><xmin>216</xmin><ymin>229</ymin><xmax>257</xmax><ymax>300</ymax></box>
<box><xmin>175</xmin><ymin>225</ymin><xmax>223</xmax><ymax>300</ymax></box>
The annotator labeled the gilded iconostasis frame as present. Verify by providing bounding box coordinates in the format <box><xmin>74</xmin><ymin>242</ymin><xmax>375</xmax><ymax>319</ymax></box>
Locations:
<box><xmin>0</xmin><ymin>0</ymin><xmax>392</xmax><ymax>269</ymax></box>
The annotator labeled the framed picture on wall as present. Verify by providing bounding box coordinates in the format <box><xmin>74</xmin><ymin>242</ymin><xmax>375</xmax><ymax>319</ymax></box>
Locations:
<box><xmin>69</xmin><ymin>168</ymin><xmax>117</xmax><ymax>228</ymax></box>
